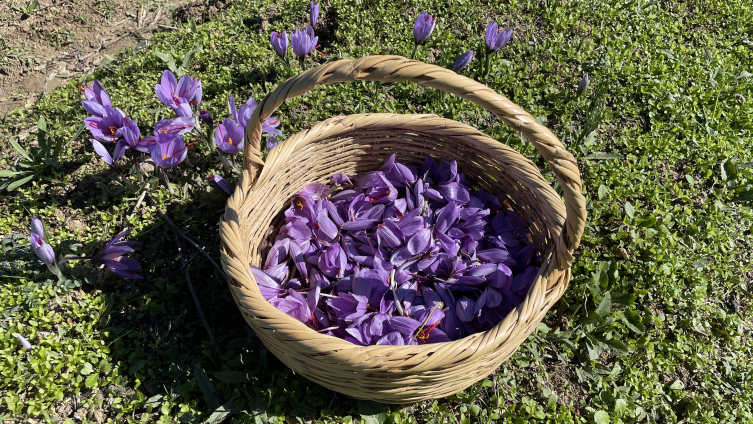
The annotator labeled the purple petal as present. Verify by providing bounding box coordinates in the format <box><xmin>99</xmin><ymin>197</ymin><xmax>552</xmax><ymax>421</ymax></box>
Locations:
<box><xmin>407</xmin><ymin>227</ymin><xmax>432</xmax><ymax>256</ymax></box>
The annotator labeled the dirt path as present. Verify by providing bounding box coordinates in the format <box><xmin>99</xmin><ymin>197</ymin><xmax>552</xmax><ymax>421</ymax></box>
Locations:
<box><xmin>0</xmin><ymin>0</ymin><xmax>224</xmax><ymax>115</ymax></box>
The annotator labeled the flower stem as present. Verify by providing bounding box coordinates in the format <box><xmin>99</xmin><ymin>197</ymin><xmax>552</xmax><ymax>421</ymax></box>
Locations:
<box><xmin>485</xmin><ymin>50</ymin><xmax>492</xmax><ymax>78</ymax></box>
<box><xmin>410</xmin><ymin>43</ymin><xmax>419</xmax><ymax>60</ymax></box>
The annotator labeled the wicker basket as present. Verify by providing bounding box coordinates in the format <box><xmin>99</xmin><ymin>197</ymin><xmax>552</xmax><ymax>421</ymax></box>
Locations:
<box><xmin>220</xmin><ymin>55</ymin><xmax>586</xmax><ymax>403</ymax></box>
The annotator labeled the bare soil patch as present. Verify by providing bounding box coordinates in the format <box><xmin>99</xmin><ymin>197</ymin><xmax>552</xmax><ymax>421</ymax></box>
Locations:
<box><xmin>0</xmin><ymin>0</ymin><xmax>225</xmax><ymax>115</ymax></box>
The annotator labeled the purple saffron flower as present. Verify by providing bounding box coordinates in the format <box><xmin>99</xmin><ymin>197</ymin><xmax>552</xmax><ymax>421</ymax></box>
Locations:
<box><xmin>310</xmin><ymin>1</ymin><xmax>320</xmax><ymax>26</ymax></box>
<box><xmin>199</xmin><ymin>109</ymin><xmax>214</xmax><ymax>127</ymax></box>
<box><xmin>215</xmin><ymin>118</ymin><xmax>245</xmax><ymax>155</ymax></box>
<box><xmin>413</xmin><ymin>11</ymin><xmax>436</xmax><ymax>44</ymax></box>
<box><xmin>485</xmin><ymin>21</ymin><xmax>513</xmax><ymax>52</ymax></box>
<box><xmin>577</xmin><ymin>73</ymin><xmax>589</xmax><ymax>96</ymax></box>
<box><xmin>271</xmin><ymin>31</ymin><xmax>289</xmax><ymax>59</ymax></box>
<box><xmin>151</xmin><ymin>133</ymin><xmax>192</xmax><ymax>168</ymax></box>
<box><xmin>228</xmin><ymin>94</ymin><xmax>282</xmax><ymax>135</ymax></box>
<box><xmin>84</xmin><ymin>106</ymin><xmax>127</xmax><ymax>143</ymax></box>
<box><xmin>16</xmin><ymin>334</ymin><xmax>32</xmax><ymax>350</ymax></box>
<box><xmin>90</xmin><ymin>139</ymin><xmax>123</xmax><ymax>166</ymax></box>
<box><xmin>452</xmin><ymin>50</ymin><xmax>474</xmax><ymax>73</ymax></box>
<box><xmin>153</xmin><ymin>117</ymin><xmax>195</xmax><ymax>136</ymax></box>
<box><xmin>79</xmin><ymin>80</ymin><xmax>112</xmax><ymax>117</ymax></box>
<box><xmin>92</xmin><ymin>229</ymin><xmax>143</xmax><ymax>280</ymax></box>
<box><xmin>267</xmin><ymin>135</ymin><xmax>281</xmax><ymax>151</ymax></box>
<box><xmin>30</xmin><ymin>216</ymin><xmax>55</xmax><ymax>265</ymax></box>
<box><xmin>155</xmin><ymin>70</ymin><xmax>203</xmax><ymax>110</ymax></box>
<box><xmin>209</xmin><ymin>174</ymin><xmax>233</xmax><ymax>195</ymax></box>
<box><xmin>291</xmin><ymin>26</ymin><xmax>318</xmax><ymax>59</ymax></box>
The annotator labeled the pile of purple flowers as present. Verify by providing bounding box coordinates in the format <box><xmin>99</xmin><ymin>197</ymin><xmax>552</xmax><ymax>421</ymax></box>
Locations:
<box><xmin>252</xmin><ymin>154</ymin><xmax>541</xmax><ymax>346</ymax></box>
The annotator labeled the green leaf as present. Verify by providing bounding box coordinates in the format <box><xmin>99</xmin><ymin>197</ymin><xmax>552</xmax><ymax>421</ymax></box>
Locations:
<box><xmin>144</xmin><ymin>394</ymin><xmax>163</xmax><ymax>408</ymax></box>
<box><xmin>0</xmin><ymin>170</ymin><xmax>28</xmax><ymax>177</ymax></box>
<box><xmin>579</xmin><ymin>311</ymin><xmax>603</xmax><ymax>325</ymax></box>
<box><xmin>248</xmin><ymin>394</ymin><xmax>268</xmax><ymax>424</ymax></box>
<box><xmin>7</xmin><ymin>174</ymin><xmax>35</xmax><ymax>191</ymax></box>
<box><xmin>585</xmin><ymin>337</ymin><xmax>601</xmax><ymax>361</ymax></box>
<box><xmin>593</xmin><ymin>410</ymin><xmax>610</xmax><ymax>424</ymax></box>
<box><xmin>214</xmin><ymin>370</ymin><xmax>256</xmax><ymax>383</ymax></box>
<box><xmin>596</xmin><ymin>292</ymin><xmax>612</xmax><ymax>318</ymax></box>
<box><xmin>669</xmin><ymin>379</ymin><xmax>684</xmax><ymax>390</ymax></box>
<box><xmin>735</xmin><ymin>189</ymin><xmax>753</xmax><ymax>202</ymax></box>
<box><xmin>129</xmin><ymin>359</ymin><xmax>148</xmax><ymax>374</ymax></box>
<box><xmin>80</xmin><ymin>362</ymin><xmax>93</xmax><ymax>375</ymax></box>
<box><xmin>37</xmin><ymin>116</ymin><xmax>50</xmax><ymax>156</ymax></box>
<box><xmin>194</xmin><ymin>365</ymin><xmax>218</xmax><ymax>409</ymax></box>
<box><xmin>358</xmin><ymin>400</ymin><xmax>389</xmax><ymax>424</ymax></box>
<box><xmin>614</xmin><ymin>398</ymin><xmax>628</xmax><ymax>416</ymax></box>
<box><xmin>9</xmin><ymin>138</ymin><xmax>32</xmax><ymax>161</ymax></box>
<box><xmin>182</xmin><ymin>44</ymin><xmax>204</xmax><ymax>69</ymax></box>
<box><xmin>155</xmin><ymin>51</ymin><xmax>172</xmax><ymax>63</ymax></box>
<box><xmin>207</xmin><ymin>398</ymin><xmax>237</xmax><ymax>424</ymax></box>
<box><xmin>598</xmin><ymin>184</ymin><xmax>608</xmax><ymax>200</ymax></box>
<box><xmin>624</xmin><ymin>202</ymin><xmax>635</xmax><ymax>219</ymax></box>
<box><xmin>607</xmin><ymin>338</ymin><xmax>629</xmax><ymax>354</ymax></box>
<box><xmin>84</xmin><ymin>374</ymin><xmax>98</xmax><ymax>389</ymax></box>
<box><xmin>623</xmin><ymin>310</ymin><xmax>645</xmax><ymax>333</ymax></box>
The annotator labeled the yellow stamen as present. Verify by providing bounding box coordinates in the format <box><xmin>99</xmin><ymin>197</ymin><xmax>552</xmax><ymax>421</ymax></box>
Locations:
<box><xmin>109</xmin><ymin>126</ymin><xmax>117</xmax><ymax>134</ymax></box>
<box><xmin>229</xmin><ymin>137</ymin><xmax>233</xmax><ymax>145</ymax></box>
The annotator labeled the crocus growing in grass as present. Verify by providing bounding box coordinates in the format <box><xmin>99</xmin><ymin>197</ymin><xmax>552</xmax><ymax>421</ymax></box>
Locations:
<box><xmin>153</xmin><ymin>117</ymin><xmax>195</xmax><ymax>136</ymax></box>
<box><xmin>310</xmin><ymin>1</ymin><xmax>320</xmax><ymax>26</ymax></box>
<box><xmin>155</xmin><ymin>70</ymin><xmax>203</xmax><ymax>111</ymax></box>
<box><xmin>228</xmin><ymin>95</ymin><xmax>282</xmax><ymax>135</ymax></box>
<box><xmin>209</xmin><ymin>174</ymin><xmax>232</xmax><ymax>195</ymax></box>
<box><xmin>84</xmin><ymin>106</ymin><xmax>127</xmax><ymax>143</ymax></box>
<box><xmin>151</xmin><ymin>133</ymin><xmax>192</xmax><ymax>168</ymax></box>
<box><xmin>577</xmin><ymin>73</ymin><xmax>589</xmax><ymax>97</ymax></box>
<box><xmin>271</xmin><ymin>31</ymin><xmax>289</xmax><ymax>61</ymax></box>
<box><xmin>215</xmin><ymin>118</ymin><xmax>245</xmax><ymax>155</ymax></box>
<box><xmin>411</xmin><ymin>11</ymin><xmax>436</xmax><ymax>59</ymax></box>
<box><xmin>484</xmin><ymin>21</ymin><xmax>513</xmax><ymax>77</ymax></box>
<box><xmin>199</xmin><ymin>109</ymin><xmax>213</xmax><ymax>127</ymax></box>
<box><xmin>90</xmin><ymin>139</ymin><xmax>122</xmax><ymax>166</ymax></box>
<box><xmin>452</xmin><ymin>50</ymin><xmax>474</xmax><ymax>73</ymax></box>
<box><xmin>291</xmin><ymin>26</ymin><xmax>318</xmax><ymax>66</ymax></box>
<box><xmin>79</xmin><ymin>80</ymin><xmax>112</xmax><ymax>117</ymax></box>
<box><xmin>30</xmin><ymin>216</ymin><xmax>55</xmax><ymax>266</ymax></box>
<box><xmin>91</xmin><ymin>229</ymin><xmax>143</xmax><ymax>279</ymax></box>
<box><xmin>267</xmin><ymin>135</ymin><xmax>281</xmax><ymax>151</ymax></box>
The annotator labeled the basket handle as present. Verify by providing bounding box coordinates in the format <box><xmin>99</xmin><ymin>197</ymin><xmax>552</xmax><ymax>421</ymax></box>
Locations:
<box><xmin>242</xmin><ymin>55</ymin><xmax>586</xmax><ymax>267</ymax></box>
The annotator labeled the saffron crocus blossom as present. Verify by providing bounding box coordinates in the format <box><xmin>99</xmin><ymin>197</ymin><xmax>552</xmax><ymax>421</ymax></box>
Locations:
<box><xmin>259</xmin><ymin>153</ymin><xmax>541</xmax><ymax>345</ymax></box>
<box><xmin>271</xmin><ymin>31</ymin><xmax>289</xmax><ymax>59</ymax></box>
<box><xmin>484</xmin><ymin>22</ymin><xmax>513</xmax><ymax>77</ymax></box>
<box><xmin>151</xmin><ymin>133</ymin><xmax>192</xmax><ymax>168</ymax></box>
<box><xmin>209</xmin><ymin>174</ymin><xmax>232</xmax><ymax>195</ymax></box>
<box><xmin>310</xmin><ymin>1</ymin><xmax>320</xmax><ymax>26</ymax></box>
<box><xmin>228</xmin><ymin>95</ymin><xmax>282</xmax><ymax>135</ymax></box>
<box><xmin>413</xmin><ymin>11</ymin><xmax>436</xmax><ymax>44</ymax></box>
<box><xmin>153</xmin><ymin>117</ymin><xmax>195</xmax><ymax>136</ymax></box>
<box><xmin>485</xmin><ymin>21</ymin><xmax>513</xmax><ymax>52</ymax></box>
<box><xmin>577</xmin><ymin>73</ymin><xmax>589</xmax><ymax>96</ymax></box>
<box><xmin>267</xmin><ymin>135</ymin><xmax>281</xmax><ymax>151</ymax></box>
<box><xmin>30</xmin><ymin>216</ymin><xmax>55</xmax><ymax>265</ymax></box>
<box><xmin>79</xmin><ymin>80</ymin><xmax>112</xmax><ymax>117</ymax></box>
<box><xmin>90</xmin><ymin>139</ymin><xmax>121</xmax><ymax>166</ymax></box>
<box><xmin>155</xmin><ymin>70</ymin><xmax>203</xmax><ymax>111</ymax></box>
<box><xmin>452</xmin><ymin>50</ymin><xmax>474</xmax><ymax>73</ymax></box>
<box><xmin>16</xmin><ymin>334</ymin><xmax>32</xmax><ymax>350</ymax></box>
<box><xmin>199</xmin><ymin>109</ymin><xmax>213</xmax><ymax>127</ymax></box>
<box><xmin>291</xmin><ymin>26</ymin><xmax>318</xmax><ymax>60</ymax></box>
<box><xmin>215</xmin><ymin>118</ymin><xmax>245</xmax><ymax>155</ymax></box>
<box><xmin>92</xmin><ymin>229</ymin><xmax>143</xmax><ymax>279</ymax></box>
<box><xmin>84</xmin><ymin>106</ymin><xmax>127</xmax><ymax>143</ymax></box>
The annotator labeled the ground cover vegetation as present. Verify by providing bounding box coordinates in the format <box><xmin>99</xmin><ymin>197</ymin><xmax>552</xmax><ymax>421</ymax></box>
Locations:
<box><xmin>1</xmin><ymin>0</ymin><xmax>752</xmax><ymax>422</ymax></box>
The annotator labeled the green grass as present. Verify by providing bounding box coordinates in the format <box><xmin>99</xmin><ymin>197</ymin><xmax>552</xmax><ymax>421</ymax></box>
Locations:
<box><xmin>1</xmin><ymin>0</ymin><xmax>752</xmax><ymax>422</ymax></box>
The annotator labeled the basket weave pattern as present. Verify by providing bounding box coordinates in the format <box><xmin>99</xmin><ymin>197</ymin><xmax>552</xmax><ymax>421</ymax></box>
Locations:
<box><xmin>220</xmin><ymin>56</ymin><xmax>586</xmax><ymax>403</ymax></box>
